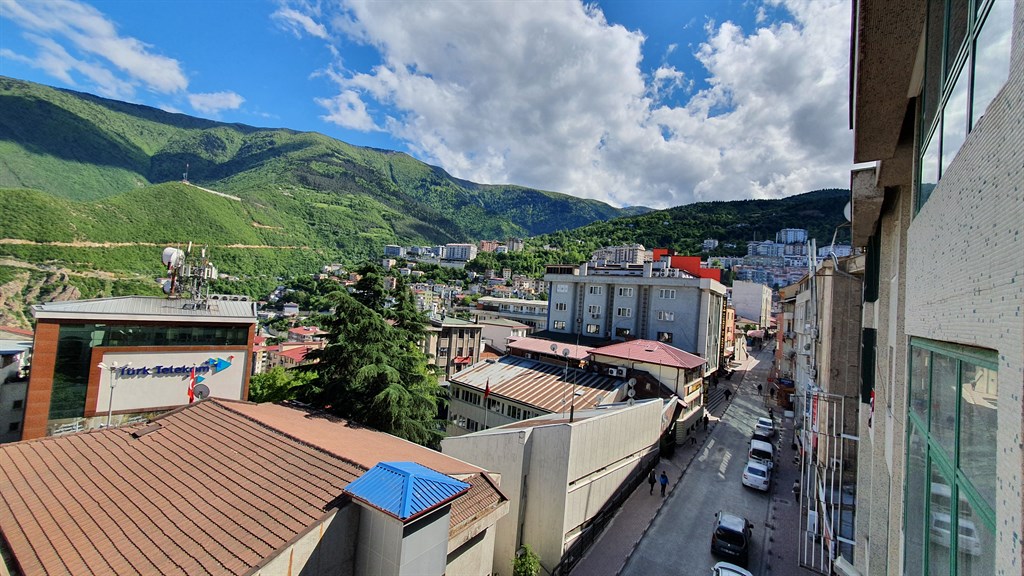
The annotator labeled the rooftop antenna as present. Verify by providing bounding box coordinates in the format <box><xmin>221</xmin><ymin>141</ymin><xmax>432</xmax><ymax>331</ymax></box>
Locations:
<box><xmin>182</xmin><ymin>162</ymin><xmax>189</xmax><ymax>184</ymax></box>
<box><xmin>161</xmin><ymin>242</ymin><xmax>217</xmax><ymax>309</ymax></box>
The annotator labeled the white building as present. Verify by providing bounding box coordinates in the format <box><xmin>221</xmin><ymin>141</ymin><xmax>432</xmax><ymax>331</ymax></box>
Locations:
<box><xmin>477</xmin><ymin>318</ymin><xmax>530</xmax><ymax>354</ymax></box>
<box><xmin>849</xmin><ymin>1</ymin><xmax>1019</xmax><ymax>574</ymax></box>
<box><xmin>590</xmin><ymin>244</ymin><xmax>647</xmax><ymax>265</ymax></box>
<box><xmin>544</xmin><ymin>261</ymin><xmax>726</xmax><ymax>377</ymax></box>
<box><xmin>776</xmin><ymin>228</ymin><xmax>808</xmax><ymax>244</ymax></box>
<box><xmin>730</xmin><ymin>281</ymin><xmax>773</xmax><ymax>329</ymax></box>
<box><xmin>442</xmin><ymin>400</ymin><xmax>665</xmax><ymax>575</ymax></box>
<box><xmin>474</xmin><ymin>296</ymin><xmax>548</xmax><ymax>331</ymax></box>
<box><xmin>702</xmin><ymin>239</ymin><xmax>720</xmax><ymax>251</ymax></box>
<box><xmin>443</xmin><ymin>243</ymin><xmax>478</xmax><ymax>262</ymax></box>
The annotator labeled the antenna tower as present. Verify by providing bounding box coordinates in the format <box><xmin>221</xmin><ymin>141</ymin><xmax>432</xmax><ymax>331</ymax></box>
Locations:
<box><xmin>161</xmin><ymin>242</ymin><xmax>217</xmax><ymax>309</ymax></box>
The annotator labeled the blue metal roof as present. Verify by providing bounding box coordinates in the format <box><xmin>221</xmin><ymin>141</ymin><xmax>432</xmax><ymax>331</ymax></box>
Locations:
<box><xmin>344</xmin><ymin>462</ymin><xmax>470</xmax><ymax>521</ymax></box>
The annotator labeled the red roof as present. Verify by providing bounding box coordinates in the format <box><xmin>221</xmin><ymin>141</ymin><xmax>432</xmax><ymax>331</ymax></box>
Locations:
<box><xmin>0</xmin><ymin>400</ymin><xmax>497</xmax><ymax>575</ymax></box>
<box><xmin>288</xmin><ymin>326</ymin><xmax>324</xmax><ymax>336</ymax></box>
<box><xmin>277</xmin><ymin>345</ymin><xmax>313</xmax><ymax>361</ymax></box>
<box><xmin>0</xmin><ymin>325</ymin><xmax>33</xmax><ymax>338</ymax></box>
<box><xmin>590</xmin><ymin>339</ymin><xmax>706</xmax><ymax>369</ymax></box>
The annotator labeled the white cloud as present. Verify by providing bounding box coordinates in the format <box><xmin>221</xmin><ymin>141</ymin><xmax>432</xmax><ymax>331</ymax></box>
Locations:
<box><xmin>188</xmin><ymin>91</ymin><xmax>246</xmax><ymax>114</ymax></box>
<box><xmin>272</xmin><ymin>6</ymin><xmax>330</xmax><ymax>40</ymax></box>
<box><xmin>1</xmin><ymin>0</ymin><xmax>188</xmax><ymax>94</ymax></box>
<box><xmin>300</xmin><ymin>0</ymin><xmax>852</xmax><ymax>208</ymax></box>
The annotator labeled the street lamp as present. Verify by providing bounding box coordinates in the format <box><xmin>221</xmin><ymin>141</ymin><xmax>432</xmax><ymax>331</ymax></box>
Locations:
<box><xmin>97</xmin><ymin>361</ymin><xmax>131</xmax><ymax>428</ymax></box>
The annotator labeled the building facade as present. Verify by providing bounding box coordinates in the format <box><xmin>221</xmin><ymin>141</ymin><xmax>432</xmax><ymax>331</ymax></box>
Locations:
<box><xmin>22</xmin><ymin>297</ymin><xmax>257</xmax><ymax>440</ymax></box>
<box><xmin>730</xmin><ymin>280</ymin><xmax>773</xmax><ymax>329</ymax></box>
<box><xmin>544</xmin><ymin>261</ymin><xmax>726</xmax><ymax>377</ymax></box>
<box><xmin>474</xmin><ymin>296</ymin><xmax>549</xmax><ymax>331</ymax></box>
<box><xmin>849</xmin><ymin>1</ymin><xmax>1020</xmax><ymax>575</ymax></box>
<box><xmin>423</xmin><ymin>316</ymin><xmax>482</xmax><ymax>381</ymax></box>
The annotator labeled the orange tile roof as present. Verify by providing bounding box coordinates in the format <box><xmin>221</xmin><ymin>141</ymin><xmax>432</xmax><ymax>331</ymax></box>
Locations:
<box><xmin>0</xmin><ymin>399</ymin><xmax>497</xmax><ymax>575</ymax></box>
<box><xmin>590</xmin><ymin>339</ymin><xmax>706</xmax><ymax>369</ymax></box>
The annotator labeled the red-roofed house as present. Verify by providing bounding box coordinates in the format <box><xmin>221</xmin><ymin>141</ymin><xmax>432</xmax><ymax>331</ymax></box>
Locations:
<box><xmin>288</xmin><ymin>325</ymin><xmax>326</xmax><ymax>342</ymax></box>
<box><xmin>0</xmin><ymin>399</ymin><xmax>508</xmax><ymax>575</ymax></box>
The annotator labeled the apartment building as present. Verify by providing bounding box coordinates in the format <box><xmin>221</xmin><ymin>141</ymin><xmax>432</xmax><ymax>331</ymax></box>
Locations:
<box><xmin>443</xmin><ymin>243</ymin><xmax>478</xmax><ymax>262</ymax></box>
<box><xmin>848</xmin><ymin>1</ymin><xmax>1019</xmax><ymax>575</ymax></box>
<box><xmin>423</xmin><ymin>316</ymin><xmax>482</xmax><ymax>381</ymax></box>
<box><xmin>730</xmin><ymin>280</ymin><xmax>773</xmax><ymax>329</ymax></box>
<box><xmin>474</xmin><ymin>296</ymin><xmax>549</xmax><ymax>331</ymax></box>
<box><xmin>543</xmin><ymin>260</ymin><xmax>726</xmax><ymax>377</ymax></box>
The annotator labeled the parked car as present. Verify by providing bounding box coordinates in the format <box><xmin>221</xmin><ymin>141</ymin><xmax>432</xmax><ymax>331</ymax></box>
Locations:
<box><xmin>929</xmin><ymin>511</ymin><xmax>982</xmax><ymax>556</ymax></box>
<box><xmin>755</xmin><ymin>417</ymin><xmax>775</xmax><ymax>437</ymax></box>
<box><xmin>751</xmin><ymin>432</ymin><xmax>772</xmax><ymax>445</ymax></box>
<box><xmin>741</xmin><ymin>459</ymin><xmax>771</xmax><ymax>491</ymax></box>
<box><xmin>748</xmin><ymin>439</ymin><xmax>774</xmax><ymax>470</ymax></box>
<box><xmin>710</xmin><ymin>511</ymin><xmax>752</xmax><ymax>566</ymax></box>
<box><xmin>711</xmin><ymin>561</ymin><xmax>753</xmax><ymax>576</ymax></box>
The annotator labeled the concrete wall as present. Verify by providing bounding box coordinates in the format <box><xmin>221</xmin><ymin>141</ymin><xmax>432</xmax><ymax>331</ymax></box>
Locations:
<box><xmin>442</xmin><ymin>430</ymin><xmax>531</xmax><ymax>575</ymax></box>
<box><xmin>732</xmin><ymin>281</ymin><xmax>772</xmax><ymax>327</ymax></box>
<box><xmin>355</xmin><ymin>506</ymin><xmax>405</xmax><ymax>576</ymax></box>
<box><xmin>400</xmin><ymin>507</ymin><xmax>451</xmax><ymax>576</ymax></box>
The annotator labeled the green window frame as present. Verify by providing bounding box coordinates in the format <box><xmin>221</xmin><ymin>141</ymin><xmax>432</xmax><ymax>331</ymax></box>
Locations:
<box><xmin>903</xmin><ymin>338</ymin><xmax>998</xmax><ymax>575</ymax></box>
<box><xmin>917</xmin><ymin>0</ymin><xmax>1013</xmax><ymax>212</ymax></box>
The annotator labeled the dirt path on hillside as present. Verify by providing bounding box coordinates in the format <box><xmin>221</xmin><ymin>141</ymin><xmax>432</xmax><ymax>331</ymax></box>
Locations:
<box><xmin>0</xmin><ymin>239</ymin><xmax>306</xmax><ymax>249</ymax></box>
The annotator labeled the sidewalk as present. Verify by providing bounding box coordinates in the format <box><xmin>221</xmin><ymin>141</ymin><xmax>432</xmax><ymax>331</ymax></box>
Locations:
<box><xmin>569</xmin><ymin>346</ymin><xmax>773</xmax><ymax>576</ymax></box>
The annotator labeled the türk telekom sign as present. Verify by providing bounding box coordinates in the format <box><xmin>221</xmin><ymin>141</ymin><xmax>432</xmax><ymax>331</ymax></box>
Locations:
<box><xmin>94</xmin><ymin>349</ymin><xmax>247</xmax><ymax>413</ymax></box>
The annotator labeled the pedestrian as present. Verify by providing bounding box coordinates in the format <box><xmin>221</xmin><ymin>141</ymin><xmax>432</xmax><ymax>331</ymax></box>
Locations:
<box><xmin>659</xmin><ymin>471</ymin><xmax>669</xmax><ymax>496</ymax></box>
<box><xmin>702</xmin><ymin>414</ymin><xmax>709</xmax><ymax>431</ymax></box>
<box><xmin>648</xmin><ymin>469</ymin><xmax>656</xmax><ymax>495</ymax></box>
<box><xmin>724</xmin><ymin>389</ymin><xmax>732</xmax><ymax>402</ymax></box>
<box><xmin>769</xmin><ymin>407</ymin><xmax>774</xmax><ymax>420</ymax></box>
<box><xmin>757</xmin><ymin>383</ymin><xmax>763</xmax><ymax>396</ymax></box>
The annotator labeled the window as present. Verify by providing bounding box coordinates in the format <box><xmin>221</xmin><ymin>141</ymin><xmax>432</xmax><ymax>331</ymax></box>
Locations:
<box><xmin>658</xmin><ymin>311</ymin><xmax>675</xmax><ymax>321</ymax></box>
<box><xmin>12</xmin><ymin>399</ymin><xmax>23</xmax><ymax>410</ymax></box>
<box><xmin>438</xmin><ymin>346</ymin><xmax>449</xmax><ymax>356</ymax></box>
<box><xmin>659</xmin><ymin>288</ymin><xmax>676</xmax><ymax>299</ymax></box>
<box><xmin>7</xmin><ymin>422</ymin><xmax>19</xmax><ymax>432</ymax></box>
<box><xmin>903</xmin><ymin>339</ymin><xmax>996</xmax><ymax>575</ymax></box>
<box><xmin>586</xmin><ymin>324</ymin><xmax>600</xmax><ymax>334</ymax></box>
<box><xmin>588</xmin><ymin>305</ymin><xmax>602</xmax><ymax>315</ymax></box>
<box><xmin>617</xmin><ymin>287</ymin><xmax>634</xmax><ymax>297</ymax></box>
<box><xmin>657</xmin><ymin>332</ymin><xmax>673</xmax><ymax>343</ymax></box>
<box><xmin>588</xmin><ymin>286</ymin><xmax>604</xmax><ymax>295</ymax></box>
<box><xmin>616</xmin><ymin>307</ymin><xmax>632</xmax><ymax>318</ymax></box>
<box><xmin>918</xmin><ymin>0</ymin><xmax>1012</xmax><ymax>210</ymax></box>
<box><xmin>553</xmin><ymin>320</ymin><xmax>566</xmax><ymax>330</ymax></box>
<box><xmin>555</xmin><ymin>302</ymin><xmax>568</xmax><ymax>311</ymax></box>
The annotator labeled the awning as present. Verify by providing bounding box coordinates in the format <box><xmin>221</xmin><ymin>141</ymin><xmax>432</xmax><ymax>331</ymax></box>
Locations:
<box><xmin>453</xmin><ymin>356</ymin><xmax>472</xmax><ymax>365</ymax></box>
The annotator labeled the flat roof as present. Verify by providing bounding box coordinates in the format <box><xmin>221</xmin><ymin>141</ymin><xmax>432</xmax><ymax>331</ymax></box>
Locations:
<box><xmin>32</xmin><ymin>296</ymin><xmax>257</xmax><ymax>324</ymax></box>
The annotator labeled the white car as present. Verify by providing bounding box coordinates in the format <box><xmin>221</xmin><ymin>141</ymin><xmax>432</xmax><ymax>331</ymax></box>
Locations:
<box><xmin>711</xmin><ymin>561</ymin><xmax>754</xmax><ymax>576</ymax></box>
<box><xmin>929</xmin><ymin>511</ymin><xmax>982</xmax><ymax>556</ymax></box>
<box><xmin>755</xmin><ymin>417</ymin><xmax>775</xmax><ymax>437</ymax></box>
<box><xmin>741</xmin><ymin>459</ymin><xmax>771</xmax><ymax>491</ymax></box>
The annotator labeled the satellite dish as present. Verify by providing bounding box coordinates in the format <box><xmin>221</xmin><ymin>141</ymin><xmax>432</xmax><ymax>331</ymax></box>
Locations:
<box><xmin>193</xmin><ymin>383</ymin><xmax>210</xmax><ymax>400</ymax></box>
<box><xmin>627</xmin><ymin>378</ymin><xmax>637</xmax><ymax>387</ymax></box>
<box><xmin>161</xmin><ymin>247</ymin><xmax>184</xmax><ymax>268</ymax></box>
<box><xmin>843</xmin><ymin>201</ymin><xmax>852</xmax><ymax>223</ymax></box>
<box><xmin>161</xmin><ymin>279</ymin><xmax>172</xmax><ymax>294</ymax></box>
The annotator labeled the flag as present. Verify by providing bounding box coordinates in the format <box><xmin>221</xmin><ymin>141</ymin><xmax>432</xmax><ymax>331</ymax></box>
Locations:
<box><xmin>188</xmin><ymin>367</ymin><xmax>196</xmax><ymax>403</ymax></box>
<box><xmin>483</xmin><ymin>379</ymin><xmax>490</xmax><ymax>401</ymax></box>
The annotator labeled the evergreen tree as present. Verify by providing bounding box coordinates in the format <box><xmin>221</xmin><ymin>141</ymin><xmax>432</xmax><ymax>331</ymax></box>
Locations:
<box><xmin>303</xmin><ymin>290</ymin><xmax>445</xmax><ymax>447</ymax></box>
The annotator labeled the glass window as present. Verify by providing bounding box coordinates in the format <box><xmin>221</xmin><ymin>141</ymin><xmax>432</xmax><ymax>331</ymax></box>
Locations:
<box><xmin>617</xmin><ymin>287</ymin><xmax>634</xmax><ymax>297</ymax></box>
<box><xmin>919</xmin><ymin>132</ymin><xmax>940</xmax><ymax>208</ymax></box>
<box><xmin>588</xmin><ymin>286</ymin><xmax>603</xmax><ymax>295</ymax></box>
<box><xmin>616</xmin><ymin>307</ymin><xmax>632</xmax><ymax>318</ymax></box>
<box><xmin>910</xmin><ymin>346</ymin><xmax>931</xmax><ymax>424</ymax></box>
<box><xmin>929</xmin><ymin>354</ymin><xmax>958</xmax><ymax>458</ymax></box>
<box><xmin>657</xmin><ymin>332</ymin><xmax>673</xmax><ymax>343</ymax></box>
<box><xmin>588</xmin><ymin>305</ymin><xmax>601</xmax><ymax>314</ymax></box>
<box><xmin>959</xmin><ymin>363</ymin><xmax>997</xmax><ymax>510</ymax></box>
<box><xmin>553</xmin><ymin>320</ymin><xmax>566</xmax><ymax>330</ymax></box>
<box><xmin>957</xmin><ymin>513</ymin><xmax>995</xmax><ymax>576</ymax></box>
<box><xmin>940</xmin><ymin>69</ymin><xmax>969</xmax><ymax>174</ymax></box>
<box><xmin>904</xmin><ymin>424</ymin><xmax>928</xmax><ymax>576</ymax></box>
<box><xmin>555</xmin><ymin>302</ymin><xmax>567</xmax><ymax>311</ymax></box>
<box><xmin>945</xmin><ymin>0</ymin><xmax>970</xmax><ymax>78</ymax></box>
<box><xmin>658</xmin><ymin>311</ymin><xmax>675</xmax><ymax>321</ymax></box>
<box><xmin>922</xmin><ymin>0</ymin><xmax>946</xmax><ymax>132</ymax></box>
<box><xmin>586</xmin><ymin>324</ymin><xmax>600</xmax><ymax>334</ymax></box>
<box><xmin>928</xmin><ymin>463</ymin><xmax>954</xmax><ymax>575</ymax></box>
<box><xmin>971</xmin><ymin>0</ymin><xmax>1013</xmax><ymax>127</ymax></box>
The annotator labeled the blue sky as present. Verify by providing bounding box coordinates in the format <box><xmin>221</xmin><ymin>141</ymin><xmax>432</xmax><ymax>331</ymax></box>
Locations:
<box><xmin>0</xmin><ymin>0</ymin><xmax>852</xmax><ymax>209</ymax></box>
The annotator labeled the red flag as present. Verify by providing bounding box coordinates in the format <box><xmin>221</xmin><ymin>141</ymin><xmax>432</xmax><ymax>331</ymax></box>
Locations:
<box><xmin>188</xmin><ymin>367</ymin><xmax>196</xmax><ymax>404</ymax></box>
<box><xmin>483</xmin><ymin>379</ymin><xmax>490</xmax><ymax>401</ymax></box>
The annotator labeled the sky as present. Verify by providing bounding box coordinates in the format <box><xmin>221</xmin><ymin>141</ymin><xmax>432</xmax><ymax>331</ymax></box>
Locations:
<box><xmin>0</xmin><ymin>0</ymin><xmax>853</xmax><ymax>209</ymax></box>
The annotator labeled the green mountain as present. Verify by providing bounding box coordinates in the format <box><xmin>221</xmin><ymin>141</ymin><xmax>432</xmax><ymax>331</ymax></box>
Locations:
<box><xmin>537</xmin><ymin>188</ymin><xmax>852</xmax><ymax>262</ymax></box>
<box><xmin>0</xmin><ymin>76</ymin><xmax>644</xmax><ymax>271</ymax></box>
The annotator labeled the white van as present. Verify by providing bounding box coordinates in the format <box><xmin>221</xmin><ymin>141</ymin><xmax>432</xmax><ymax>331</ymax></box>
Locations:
<box><xmin>749</xmin><ymin>439</ymin><xmax>774</xmax><ymax>470</ymax></box>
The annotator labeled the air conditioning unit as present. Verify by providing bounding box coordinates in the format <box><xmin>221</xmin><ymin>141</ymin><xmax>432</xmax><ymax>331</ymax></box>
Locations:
<box><xmin>606</xmin><ymin>367</ymin><xmax>618</xmax><ymax>376</ymax></box>
<box><xmin>617</xmin><ymin>367</ymin><xmax>628</xmax><ymax>377</ymax></box>
<box><xmin>524</xmin><ymin>353</ymin><xmax>533</xmax><ymax>359</ymax></box>
<box><xmin>591</xmin><ymin>314</ymin><xmax>600</xmax><ymax>319</ymax></box>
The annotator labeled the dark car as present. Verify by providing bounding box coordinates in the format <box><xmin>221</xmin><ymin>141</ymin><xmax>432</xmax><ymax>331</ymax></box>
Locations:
<box><xmin>751</xmin><ymin>432</ymin><xmax>772</xmax><ymax>445</ymax></box>
<box><xmin>711</xmin><ymin>511</ymin><xmax>753</xmax><ymax>566</ymax></box>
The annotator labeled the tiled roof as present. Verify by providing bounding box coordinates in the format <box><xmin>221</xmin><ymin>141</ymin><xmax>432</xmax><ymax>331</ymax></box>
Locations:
<box><xmin>508</xmin><ymin>336</ymin><xmax>592</xmax><ymax>360</ymax></box>
<box><xmin>345</xmin><ymin>462</ymin><xmax>470</xmax><ymax>521</ymax></box>
<box><xmin>31</xmin><ymin>296</ymin><xmax>256</xmax><ymax>323</ymax></box>
<box><xmin>590</xmin><ymin>339</ymin><xmax>707</xmax><ymax>370</ymax></box>
<box><xmin>0</xmin><ymin>400</ymin><xmax>362</xmax><ymax>575</ymax></box>
<box><xmin>0</xmin><ymin>325</ymin><xmax>33</xmax><ymax>337</ymax></box>
<box><xmin>449</xmin><ymin>356</ymin><xmax>622</xmax><ymax>413</ymax></box>
<box><xmin>0</xmin><ymin>399</ymin><xmax>498</xmax><ymax>575</ymax></box>
<box><xmin>288</xmin><ymin>326</ymin><xmax>323</xmax><ymax>336</ymax></box>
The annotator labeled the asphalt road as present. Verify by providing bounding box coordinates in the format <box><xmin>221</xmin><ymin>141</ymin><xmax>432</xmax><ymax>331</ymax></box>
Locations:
<box><xmin>621</xmin><ymin>377</ymin><xmax>778</xmax><ymax>576</ymax></box>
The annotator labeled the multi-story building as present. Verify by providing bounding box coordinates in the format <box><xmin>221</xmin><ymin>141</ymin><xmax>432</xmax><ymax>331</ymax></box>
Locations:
<box><xmin>423</xmin><ymin>315</ymin><xmax>482</xmax><ymax>380</ymax></box>
<box><xmin>543</xmin><ymin>259</ymin><xmax>726</xmax><ymax>377</ymax></box>
<box><xmin>21</xmin><ymin>296</ymin><xmax>256</xmax><ymax>440</ymax></box>
<box><xmin>383</xmin><ymin>244</ymin><xmax>406</xmax><ymax>258</ymax></box>
<box><xmin>702</xmin><ymin>239</ymin><xmax>720</xmax><ymax>251</ymax></box>
<box><xmin>590</xmin><ymin>244</ymin><xmax>647</xmax><ymax>265</ymax></box>
<box><xmin>776</xmin><ymin>228</ymin><xmax>808</xmax><ymax>244</ymax></box>
<box><xmin>848</xmin><ymin>1</ymin><xmax>1019</xmax><ymax>575</ymax></box>
<box><xmin>480</xmin><ymin>239</ymin><xmax>503</xmax><ymax>253</ymax></box>
<box><xmin>477</xmin><ymin>318</ymin><xmax>530</xmax><ymax>354</ymax></box>
<box><xmin>474</xmin><ymin>296</ymin><xmax>549</xmax><ymax>331</ymax></box>
<box><xmin>730</xmin><ymin>280</ymin><xmax>773</xmax><ymax>329</ymax></box>
<box><xmin>443</xmin><ymin>243</ymin><xmax>478</xmax><ymax>262</ymax></box>
<box><xmin>506</xmin><ymin>237</ymin><xmax>524</xmax><ymax>252</ymax></box>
